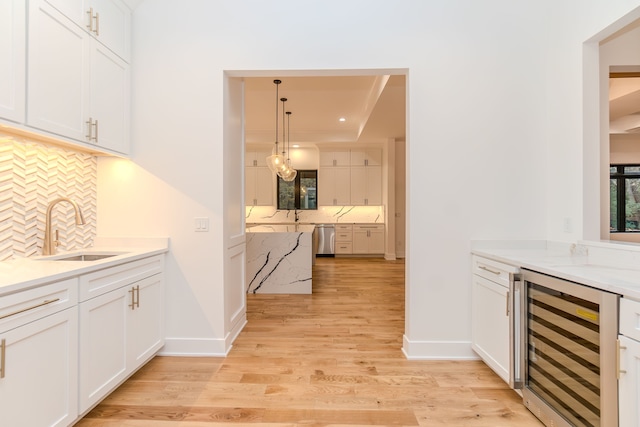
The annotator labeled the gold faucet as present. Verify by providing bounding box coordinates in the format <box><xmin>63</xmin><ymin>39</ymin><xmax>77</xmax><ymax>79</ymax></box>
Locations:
<box><xmin>43</xmin><ymin>198</ymin><xmax>86</xmax><ymax>256</ymax></box>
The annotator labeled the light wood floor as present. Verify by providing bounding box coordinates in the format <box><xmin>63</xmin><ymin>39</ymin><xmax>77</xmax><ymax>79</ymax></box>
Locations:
<box><xmin>77</xmin><ymin>257</ymin><xmax>542</xmax><ymax>426</ymax></box>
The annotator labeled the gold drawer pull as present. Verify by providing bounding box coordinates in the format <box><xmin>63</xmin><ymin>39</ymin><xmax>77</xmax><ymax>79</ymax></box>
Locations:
<box><xmin>0</xmin><ymin>338</ymin><xmax>5</xmax><ymax>379</ymax></box>
<box><xmin>0</xmin><ymin>298</ymin><xmax>60</xmax><ymax>320</ymax></box>
<box><xmin>478</xmin><ymin>265</ymin><xmax>501</xmax><ymax>275</ymax></box>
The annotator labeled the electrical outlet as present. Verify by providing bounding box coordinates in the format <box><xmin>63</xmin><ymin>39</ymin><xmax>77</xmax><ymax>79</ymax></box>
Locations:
<box><xmin>195</xmin><ymin>217</ymin><xmax>209</xmax><ymax>232</ymax></box>
<box><xmin>563</xmin><ymin>217</ymin><xmax>572</xmax><ymax>233</ymax></box>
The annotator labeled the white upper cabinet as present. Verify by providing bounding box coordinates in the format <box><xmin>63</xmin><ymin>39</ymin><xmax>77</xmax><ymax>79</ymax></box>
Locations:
<box><xmin>90</xmin><ymin>42</ymin><xmax>130</xmax><ymax>154</ymax></box>
<box><xmin>318</xmin><ymin>166</ymin><xmax>350</xmax><ymax>206</ymax></box>
<box><xmin>42</xmin><ymin>0</ymin><xmax>131</xmax><ymax>62</ymax></box>
<box><xmin>350</xmin><ymin>164</ymin><xmax>382</xmax><ymax>206</ymax></box>
<box><xmin>350</xmin><ymin>148</ymin><xmax>382</xmax><ymax>166</ymax></box>
<box><xmin>319</xmin><ymin>150</ymin><xmax>350</xmax><ymax>167</ymax></box>
<box><xmin>27</xmin><ymin>1</ymin><xmax>90</xmax><ymax>142</ymax></box>
<box><xmin>27</xmin><ymin>0</ymin><xmax>130</xmax><ymax>154</ymax></box>
<box><xmin>245</xmin><ymin>150</ymin><xmax>274</xmax><ymax>206</ymax></box>
<box><xmin>0</xmin><ymin>0</ymin><xmax>26</xmax><ymax>123</ymax></box>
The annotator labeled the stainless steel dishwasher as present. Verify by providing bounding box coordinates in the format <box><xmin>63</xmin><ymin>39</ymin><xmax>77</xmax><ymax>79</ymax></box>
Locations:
<box><xmin>315</xmin><ymin>224</ymin><xmax>335</xmax><ymax>257</ymax></box>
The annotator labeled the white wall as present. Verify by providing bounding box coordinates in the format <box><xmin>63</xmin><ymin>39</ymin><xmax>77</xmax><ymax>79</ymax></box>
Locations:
<box><xmin>97</xmin><ymin>0</ymin><xmax>640</xmax><ymax>358</ymax></box>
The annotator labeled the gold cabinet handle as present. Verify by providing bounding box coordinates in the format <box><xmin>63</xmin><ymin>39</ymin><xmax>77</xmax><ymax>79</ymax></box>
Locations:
<box><xmin>0</xmin><ymin>298</ymin><xmax>60</xmax><ymax>320</ymax></box>
<box><xmin>95</xmin><ymin>12</ymin><xmax>100</xmax><ymax>36</ymax></box>
<box><xmin>129</xmin><ymin>285</ymin><xmax>140</xmax><ymax>310</ymax></box>
<box><xmin>86</xmin><ymin>7</ymin><xmax>94</xmax><ymax>32</ymax></box>
<box><xmin>0</xmin><ymin>338</ymin><xmax>5</xmax><ymax>379</ymax></box>
<box><xmin>86</xmin><ymin>117</ymin><xmax>94</xmax><ymax>140</ymax></box>
<box><xmin>617</xmin><ymin>339</ymin><xmax>627</xmax><ymax>380</ymax></box>
<box><xmin>478</xmin><ymin>265</ymin><xmax>501</xmax><ymax>275</ymax></box>
<box><xmin>506</xmin><ymin>290</ymin><xmax>510</xmax><ymax>316</ymax></box>
<box><xmin>94</xmin><ymin>119</ymin><xmax>99</xmax><ymax>142</ymax></box>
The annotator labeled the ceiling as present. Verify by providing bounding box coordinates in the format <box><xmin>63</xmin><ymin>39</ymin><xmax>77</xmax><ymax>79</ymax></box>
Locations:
<box><xmin>610</xmin><ymin>76</ymin><xmax>640</xmax><ymax>134</ymax></box>
<box><xmin>243</xmin><ymin>75</ymin><xmax>406</xmax><ymax>147</ymax></box>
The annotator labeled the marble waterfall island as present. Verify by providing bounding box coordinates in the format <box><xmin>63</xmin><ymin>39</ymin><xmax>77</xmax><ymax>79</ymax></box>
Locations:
<box><xmin>246</xmin><ymin>224</ymin><xmax>315</xmax><ymax>294</ymax></box>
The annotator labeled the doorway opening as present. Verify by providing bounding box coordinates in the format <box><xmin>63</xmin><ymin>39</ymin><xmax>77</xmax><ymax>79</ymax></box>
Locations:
<box><xmin>225</xmin><ymin>69</ymin><xmax>408</xmax><ymax>348</ymax></box>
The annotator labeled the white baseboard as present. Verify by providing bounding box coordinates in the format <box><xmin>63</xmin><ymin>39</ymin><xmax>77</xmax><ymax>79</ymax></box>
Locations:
<box><xmin>402</xmin><ymin>335</ymin><xmax>479</xmax><ymax>360</ymax></box>
<box><xmin>159</xmin><ymin>337</ymin><xmax>229</xmax><ymax>357</ymax></box>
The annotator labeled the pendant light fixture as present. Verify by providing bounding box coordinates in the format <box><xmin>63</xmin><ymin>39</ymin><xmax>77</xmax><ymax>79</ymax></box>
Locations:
<box><xmin>282</xmin><ymin>110</ymin><xmax>297</xmax><ymax>181</ymax></box>
<box><xmin>266</xmin><ymin>79</ymin><xmax>285</xmax><ymax>174</ymax></box>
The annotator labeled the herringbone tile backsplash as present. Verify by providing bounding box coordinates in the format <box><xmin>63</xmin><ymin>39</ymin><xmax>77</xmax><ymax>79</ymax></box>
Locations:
<box><xmin>0</xmin><ymin>138</ymin><xmax>97</xmax><ymax>261</ymax></box>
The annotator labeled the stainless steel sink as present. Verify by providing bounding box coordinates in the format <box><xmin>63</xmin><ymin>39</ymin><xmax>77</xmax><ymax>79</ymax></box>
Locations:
<box><xmin>38</xmin><ymin>252</ymin><xmax>126</xmax><ymax>261</ymax></box>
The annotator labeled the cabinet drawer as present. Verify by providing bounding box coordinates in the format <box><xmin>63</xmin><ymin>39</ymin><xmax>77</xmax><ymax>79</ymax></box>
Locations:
<box><xmin>335</xmin><ymin>224</ymin><xmax>353</xmax><ymax>232</ymax></box>
<box><xmin>471</xmin><ymin>255</ymin><xmax>518</xmax><ymax>288</ymax></box>
<box><xmin>620</xmin><ymin>297</ymin><xmax>640</xmax><ymax>342</ymax></box>
<box><xmin>0</xmin><ymin>278</ymin><xmax>78</xmax><ymax>333</ymax></box>
<box><xmin>335</xmin><ymin>242</ymin><xmax>353</xmax><ymax>254</ymax></box>
<box><xmin>79</xmin><ymin>255</ymin><xmax>163</xmax><ymax>301</ymax></box>
<box><xmin>353</xmin><ymin>224</ymin><xmax>384</xmax><ymax>231</ymax></box>
<box><xmin>336</xmin><ymin>231</ymin><xmax>352</xmax><ymax>242</ymax></box>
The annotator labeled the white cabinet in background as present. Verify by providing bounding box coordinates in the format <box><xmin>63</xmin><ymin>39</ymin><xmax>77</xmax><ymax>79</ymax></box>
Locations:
<box><xmin>0</xmin><ymin>278</ymin><xmax>79</xmax><ymax>427</ymax></box>
<box><xmin>318</xmin><ymin>166</ymin><xmax>350</xmax><ymax>206</ymax></box>
<box><xmin>618</xmin><ymin>297</ymin><xmax>640</xmax><ymax>426</ymax></box>
<box><xmin>245</xmin><ymin>150</ymin><xmax>274</xmax><ymax>206</ymax></box>
<box><xmin>471</xmin><ymin>255</ymin><xmax>519</xmax><ymax>385</ymax></box>
<box><xmin>352</xmin><ymin>224</ymin><xmax>384</xmax><ymax>254</ymax></box>
<box><xmin>350</xmin><ymin>165</ymin><xmax>382</xmax><ymax>206</ymax></box>
<box><xmin>350</xmin><ymin>148</ymin><xmax>382</xmax><ymax>167</ymax></box>
<box><xmin>27</xmin><ymin>0</ymin><xmax>130</xmax><ymax>154</ymax></box>
<box><xmin>0</xmin><ymin>0</ymin><xmax>26</xmax><ymax>123</ymax></box>
<box><xmin>335</xmin><ymin>224</ymin><xmax>353</xmax><ymax>254</ymax></box>
<box><xmin>79</xmin><ymin>255</ymin><xmax>164</xmax><ymax>413</ymax></box>
<box><xmin>319</xmin><ymin>149</ymin><xmax>350</xmax><ymax>167</ymax></box>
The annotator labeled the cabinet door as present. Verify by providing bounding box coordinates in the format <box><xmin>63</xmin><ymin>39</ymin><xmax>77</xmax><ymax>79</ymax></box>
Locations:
<box><xmin>350</xmin><ymin>167</ymin><xmax>367</xmax><ymax>205</ymax></box>
<box><xmin>90</xmin><ymin>40</ymin><xmax>130</xmax><ymax>154</ymax></box>
<box><xmin>350</xmin><ymin>166</ymin><xmax>381</xmax><ymax>206</ymax></box>
<box><xmin>471</xmin><ymin>274</ymin><xmax>509</xmax><ymax>383</ymax></box>
<box><xmin>43</xmin><ymin>0</ymin><xmax>84</xmax><ymax>26</ymax></box>
<box><xmin>87</xmin><ymin>0</ymin><xmax>131</xmax><ymax>62</ymax></box>
<box><xmin>79</xmin><ymin>287</ymin><xmax>128</xmax><ymax>413</ymax></box>
<box><xmin>619</xmin><ymin>335</ymin><xmax>640</xmax><ymax>427</ymax></box>
<box><xmin>365</xmin><ymin>166</ymin><xmax>382</xmax><ymax>205</ymax></box>
<box><xmin>246</xmin><ymin>167</ymin><xmax>273</xmax><ymax>206</ymax></box>
<box><xmin>368</xmin><ymin>228</ymin><xmax>385</xmax><ymax>253</ymax></box>
<box><xmin>245</xmin><ymin>167</ymin><xmax>257</xmax><ymax>206</ymax></box>
<box><xmin>28</xmin><ymin>0</ymin><xmax>90</xmax><ymax>141</ymax></box>
<box><xmin>319</xmin><ymin>150</ymin><xmax>349</xmax><ymax>166</ymax></box>
<box><xmin>255</xmin><ymin>167</ymin><xmax>274</xmax><ymax>206</ymax></box>
<box><xmin>0</xmin><ymin>309</ymin><xmax>78</xmax><ymax>427</ymax></box>
<box><xmin>319</xmin><ymin>167</ymin><xmax>350</xmax><ymax>206</ymax></box>
<box><xmin>128</xmin><ymin>274</ymin><xmax>164</xmax><ymax>368</ymax></box>
<box><xmin>0</xmin><ymin>0</ymin><xmax>26</xmax><ymax>123</ymax></box>
<box><xmin>352</xmin><ymin>228</ymin><xmax>369</xmax><ymax>254</ymax></box>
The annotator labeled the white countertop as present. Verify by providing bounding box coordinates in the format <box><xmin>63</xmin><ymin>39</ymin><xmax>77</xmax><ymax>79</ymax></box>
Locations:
<box><xmin>0</xmin><ymin>237</ymin><xmax>169</xmax><ymax>296</ymax></box>
<box><xmin>247</xmin><ymin>224</ymin><xmax>316</xmax><ymax>233</ymax></box>
<box><xmin>472</xmin><ymin>242</ymin><xmax>640</xmax><ymax>300</ymax></box>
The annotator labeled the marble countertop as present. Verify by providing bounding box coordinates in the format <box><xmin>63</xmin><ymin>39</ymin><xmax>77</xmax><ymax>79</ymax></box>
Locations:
<box><xmin>0</xmin><ymin>237</ymin><xmax>169</xmax><ymax>296</ymax></box>
<box><xmin>472</xmin><ymin>243</ymin><xmax>640</xmax><ymax>300</ymax></box>
<box><xmin>247</xmin><ymin>224</ymin><xmax>316</xmax><ymax>233</ymax></box>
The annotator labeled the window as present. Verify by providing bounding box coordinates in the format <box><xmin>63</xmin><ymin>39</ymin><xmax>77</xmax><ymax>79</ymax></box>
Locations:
<box><xmin>277</xmin><ymin>170</ymin><xmax>317</xmax><ymax>210</ymax></box>
<box><xmin>610</xmin><ymin>165</ymin><xmax>640</xmax><ymax>232</ymax></box>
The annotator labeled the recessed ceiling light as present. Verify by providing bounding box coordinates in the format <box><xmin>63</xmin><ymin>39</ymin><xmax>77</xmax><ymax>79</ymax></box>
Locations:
<box><xmin>339</xmin><ymin>117</ymin><xmax>346</xmax><ymax>122</ymax></box>
<box><xmin>292</xmin><ymin>144</ymin><xmax>300</xmax><ymax>148</ymax></box>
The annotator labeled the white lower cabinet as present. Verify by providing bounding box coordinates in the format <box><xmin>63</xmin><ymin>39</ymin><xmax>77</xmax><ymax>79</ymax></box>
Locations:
<box><xmin>0</xmin><ymin>279</ymin><xmax>79</xmax><ymax>427</ymax></box>
<box><xmin>352</xmin><ymin>224</ymin><xmax>384</xmax><ymax>254</ymax></box>
<box><xmin>471</xmin><ymin>255</ymin><xmax>519</xmax><ymax>385</ymax></box>
<box><xmin>471</xmin><ymin>273</ymin><xmax>509</xmax><ymax>383</ymax></box>
<box><xmin>79</xmin><ymin>255</ymin><xmax>164</xmax><ymax>414</ymax></box>
<box><xmin>619</xmin><ymin>297</ymin><xmax>640</xmax><ymax>426</ymax></box>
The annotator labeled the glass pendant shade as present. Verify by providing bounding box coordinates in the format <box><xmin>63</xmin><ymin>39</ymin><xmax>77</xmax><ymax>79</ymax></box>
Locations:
<box><xmin>266</xmin><ymin>148</ymin><xmax>285</xmax><ymax>173</ymax></box>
